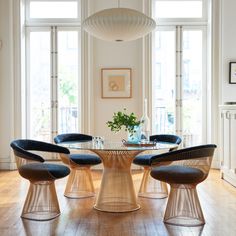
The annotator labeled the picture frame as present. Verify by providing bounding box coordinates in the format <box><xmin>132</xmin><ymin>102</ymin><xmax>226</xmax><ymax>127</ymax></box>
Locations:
<box><xmin>229</xmin><ymin>62</ymin><xmax>236</xmax><ymax>84</ymax></box>
<box><xmin>101</xmin><ymin>68</ymin><xmax>132</xmax><ymax>98</ymax></box>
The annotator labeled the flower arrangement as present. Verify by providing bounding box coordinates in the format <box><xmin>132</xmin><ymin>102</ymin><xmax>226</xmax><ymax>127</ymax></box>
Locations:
<box><xmin>106</xmin><ymin>108</ymin><xmax>142</xmax><ymax>136</ymax></box>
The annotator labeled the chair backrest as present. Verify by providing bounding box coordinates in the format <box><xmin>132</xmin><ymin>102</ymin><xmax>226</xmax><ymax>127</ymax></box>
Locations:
<box><xmin>151</xmin><ymin>144</ymin><xmax>217</xmax><ymax>178</ymax></box>
<box><xmin>54</xmin><ymin>133</ymin><xmax>93</xmax><ymax>144</ymax></box>
<box><xmin>150</xmin><ymin>134</ymin><xmax>182</xmax><ymax>145</ymax></box>
<box><xmin>150</xmin><ymin>134</ymin><xmax>182</xmax><ymax>151</ymax></box>
<box><xmin>10</xmin><ymin>139</ymin><xmax>70</xmax><ymax>168</ymax></box>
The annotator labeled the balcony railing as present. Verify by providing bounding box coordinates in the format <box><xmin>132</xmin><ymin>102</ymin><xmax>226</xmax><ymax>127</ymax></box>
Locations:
<box><xmin>153</xmin><ymin>106</ymin><xmax>200</xmax><ymax>147</ymax></box>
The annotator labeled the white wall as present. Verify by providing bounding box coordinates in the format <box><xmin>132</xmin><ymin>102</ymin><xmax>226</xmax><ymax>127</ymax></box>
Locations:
<box><xmin>220</xmin><ymin>0</ymin><xmax>236</xmax><ymax>103</ymax></box>
<box><xmin>0</xmin><ymin>0</ymin><xmax>16</xmax><ymax>169</ymax></box>
<box><xmin>92</xmin><ymin>0</ymin><xmax>143</xmax><ymax>141</ymax></box>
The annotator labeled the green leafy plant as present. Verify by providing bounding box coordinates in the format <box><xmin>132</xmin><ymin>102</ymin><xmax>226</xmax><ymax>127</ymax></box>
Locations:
<box><xmin>106</xmin><ymin>108</ymin><xmax>142</xmax><ymax>135</ymax></box>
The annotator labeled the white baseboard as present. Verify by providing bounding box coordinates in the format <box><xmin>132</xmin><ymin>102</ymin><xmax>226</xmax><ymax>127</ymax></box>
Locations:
<box><xmin>0</xmin><ymin>158</ymin><xmax>17</xmax><ymax>170</ymax></box>
<box><xmin>221</xmin><ymin>171</ymin><xmax>236</xmax><ymax>188</ymax></box>
<box><xmin>212</xmin><ymin>159</ymin><xmax>220</xmax><ymax>169</ymax></box>
<box><xmin>211</xmin><ymin>153</ymin><xmax>220</xmax><ymax>169</ymax></box>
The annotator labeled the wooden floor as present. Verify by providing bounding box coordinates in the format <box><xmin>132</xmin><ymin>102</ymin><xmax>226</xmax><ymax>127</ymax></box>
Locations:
<box><xmin>0</xmin><ymin>169</ymin><xmax>236</xmax><ymax>236</ymax></box>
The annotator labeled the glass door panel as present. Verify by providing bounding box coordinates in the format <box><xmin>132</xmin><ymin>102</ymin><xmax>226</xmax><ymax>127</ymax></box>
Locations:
<box><xmin>29</xmin><ymin>1</ymin><xmax>78</xmax><ymax>19</ymax></box>
<box><xmin>152</xmin><ymin>30</ymin><xmax>176</xmax><ymax>134</ymax></box>
<box><xmin>154</xmin><ymin>0</ymin><xmax>203</xmax><ymax>18</ymax></box>
<box><xmin>58</xmin><ymin>30</ymin><xmax>79</xmax><ymax>134</ymax></box>
<box><xmin>182</xmin><ymin>30</ymin><xmax>203</xmax><ymax>146</ymax></box>
<box><xmin>28</xmin><ymin>31</ymin><xmax>51</xmax><ymax>142</ymax></box>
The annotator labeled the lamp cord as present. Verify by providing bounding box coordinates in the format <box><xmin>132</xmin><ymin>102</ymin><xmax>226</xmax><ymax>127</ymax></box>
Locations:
<box><xmin>118</xmin><ymin>0</ymin><xmax>120</xmax><ymax>8</ymax></box>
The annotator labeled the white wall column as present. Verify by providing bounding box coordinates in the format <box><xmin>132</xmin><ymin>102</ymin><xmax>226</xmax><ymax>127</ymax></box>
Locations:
<box><xmin>0</xmin><ymin>0</ymin><xmax>21</xmax><ymax>169</ymax></box>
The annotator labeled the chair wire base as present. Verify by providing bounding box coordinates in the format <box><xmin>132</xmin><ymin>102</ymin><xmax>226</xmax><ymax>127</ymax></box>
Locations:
<box><xmin>138</xmin><ymin>167</ymin><xmax>168</xmax><ymax>199</ymax></box>
<box><xmin>21</xmin><ymin>180</ymin><xmax>60</xmax><ymax>221</ymax></box>
<box><xmin>164</xmin><ymin>184</ymin><xmax>205</xmax><ymax>227</ymax></box>
<box><xmin>64</xmin><ymin>166</ymin><xmax>95</xmax><ymax>199</ymax></box>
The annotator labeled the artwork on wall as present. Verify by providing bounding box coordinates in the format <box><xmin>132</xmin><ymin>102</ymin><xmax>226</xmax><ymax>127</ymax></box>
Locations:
<box><xmin>229</xmin><ymin>62</ymin><xmax>236</xmax><ymax>84</ymax></box>
<box><xmin>101</xmin><ymin>68</ymin><xmax>132</xmax><ymax>98</ymax></box>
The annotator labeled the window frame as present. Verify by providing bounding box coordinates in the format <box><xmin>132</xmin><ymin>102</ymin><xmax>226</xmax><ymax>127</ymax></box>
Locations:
<box><xmin>151</xmin><ymin>26</ymin><xmax>177</xmax><ymax>135</ymax></box>
<box><xmin>25</xmin><ymin>0</ymin><xmax>81</xmax><ymax>26</ymax></box>
<box><xmin>25</xmin><ymin>26</ymin><xmax>82</xmax><ymax>142</ymax></box>
<box><xmin>181</xmin><ymin>25</ymin><xmax>208</xmax><ymax>145</ymax></box>
<box><xmin>152</xmin><ymin>0</ymin><xmax>208</xmax><ymax>25</ymax></box>
<box><xmin>151</xmin><ymin>0</ymin><xmax>209</xmax><ymax>146</ymax></box>
<box><xmin>152</xmin><ymin>25</ymin><xmax>207</xmax><ymax>145</ymax></box>
<box><xmin>25</xmin><ymin>26</ymin><xmax>51</xmax><ymax>141</ymax></box>
<box><xmin>56</xmin><ymin>26</ymin><xmax>82</xmax><ymax>134</ymax></box>
<box><xmin>24</xmin><ymin>0</ymin><xmax>82</xmax><ymax>145</ymax></box>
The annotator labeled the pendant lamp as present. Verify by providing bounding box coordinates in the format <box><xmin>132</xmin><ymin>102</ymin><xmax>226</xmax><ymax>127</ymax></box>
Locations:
<box><xmin>82</xmin><ymin>1</ymin><xmax>156</xmax><ymax>42</ymax></box>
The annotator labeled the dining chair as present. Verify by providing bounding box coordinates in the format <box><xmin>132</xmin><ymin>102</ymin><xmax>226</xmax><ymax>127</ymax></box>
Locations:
<box><xmin>150</xmin><ymin>144</ymin><xmax>217</xmax><ymax>226</ymax></box>
<box><xmin>10</xmin><ymin>139</ymin><xmax>70</xmax><ymax>221</ymax></box>
<box><xmin>54</xmin><ymin>133</ymin><xmax>101</xmax><ymax>198</ymax></box>
<box><xmin>133</xmin><ymin>134</ymin><xmax>182</xmax><ymax>198</ymax></box>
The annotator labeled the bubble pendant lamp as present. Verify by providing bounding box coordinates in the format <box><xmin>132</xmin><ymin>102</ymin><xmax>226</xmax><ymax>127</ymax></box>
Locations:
<box><xmin>82</xmin><ymin>1</ymin><xmax>156</xmax><ymax>42</ymax></box>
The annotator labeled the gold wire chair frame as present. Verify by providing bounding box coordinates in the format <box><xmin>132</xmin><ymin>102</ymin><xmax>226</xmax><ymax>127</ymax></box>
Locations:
<box><xmin>135</xmin><ymin>135</ymin><xmax>181</xmax><ymax>199</ymax></box>
<box><xmin>15</xmin><ymin>155</ymin><xmax>38</xmax><ymax>169</ymax></box>
<box><xmin>164</xmin><ymin>183</ymin><xmax>205</xmax><ymax>226</ymax></box>
<box><xmin>64</xmin><ymin>166</ymin><xmax>95</xmax><ymax>198</ymax></box>
<box><xmin>137</xmin><ymin>156</ymin><xmax>176</xmax><ymax>199</ymax></box>
<box><xmin>21</xmin><ymin>180</ymin><xmax>60</xmax><ymax>221</ymax></box>
<box><xmin>163</xmin><ymin>156</ymin><xmax>213</xmax><ymax>226</ymax></box>
<box><xmin>59</xmin><ymin>153</ymin><xmax>97</xmax><ymax>198</ymax></box>
<box><xmin>13</xmin><ymin>153</ymin><xmax>68</xmax><ymax>221</ymax></box>
<box><xmin>138</xmin><ymin>166</ymin><xmax>168</xmax><ymax>199</ymax></box>
<box><xmin>150</xmin><ymin>145</ymin><xmax>216</xmax><ymax>227</ymax></box>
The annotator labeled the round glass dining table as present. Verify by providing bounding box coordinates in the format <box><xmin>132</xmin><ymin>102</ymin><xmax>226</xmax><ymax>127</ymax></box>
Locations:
<box><xmin>60</xmin><ymin>141</ymin><xmax>177</xmax><ymax>213</ymax></box>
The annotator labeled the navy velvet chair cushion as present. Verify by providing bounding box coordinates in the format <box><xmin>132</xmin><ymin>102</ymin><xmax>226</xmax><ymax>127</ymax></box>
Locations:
<box><xmin>70</xmin><ymin>154</ymin><xmax>101</xmax><ymax>165</ymax></box>
<box><xmin>133</xmin><ymin>154</ymin><xmax>154</xmax><ymax>166</ymax></box>
<box><xmin>150</xmin><ymin>165</ymin><xmax>205</xmax><ymax>184</ymax></box>
<box><xmin>19</xmin><ymin>163</ymin><xmax>70</xmax><ymax>181</ymax></box>
<box><xmin>54</xmin><ymin>133</ymin><xmax>102</xmax><ymax>166</ymax></box>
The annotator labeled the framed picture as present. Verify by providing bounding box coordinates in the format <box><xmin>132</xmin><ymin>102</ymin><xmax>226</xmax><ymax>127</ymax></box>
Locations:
<box><xmin>101</xmin><ymin>68</ymin><xmax>132</xmax><ymax>98</ymax></box>
<box><xmin>229</xmin><ymin>62</ymin><xmax>236</xmax><ymax>84</ymax></box>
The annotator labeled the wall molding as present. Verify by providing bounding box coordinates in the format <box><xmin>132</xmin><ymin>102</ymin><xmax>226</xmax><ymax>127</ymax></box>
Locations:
<box><xmin>81</xmin><ymin>0</ymin><xmax>94</xmax><ymax>134</ymax></box>
<box><xmin>212</xmin><ymin>0</ymin><xmax>221</xmax><ymax>169</ymax></box>
<box><xmin>142</xmin><ymin>0</ymin><xmax>153</xmax><ymax>127</ymax></box>
<box><xmin>0</xmin><ymin>0</ymin><xmax>21</xmax><ymax>170</ymax></box>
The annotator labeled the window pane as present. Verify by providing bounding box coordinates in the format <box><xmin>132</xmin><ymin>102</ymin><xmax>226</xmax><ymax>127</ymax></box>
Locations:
<box><xmin>182</xmin><ymin>30</ymin><xmax>202</xmax><ymax>147</ymax></box>
<box><xmin>152</xmin><ymin>30</ymin><xmax>176</xmax><ymax>134</ymax></box>
<box><xmin>30</xmin><ymin>1</ymin><xmax>78</xmax><ymax>18</ymax></box>
<box><xmin>29</xmin><ymin>31</ymin><xmax>51</xmax><ymax>142</ymax></box>
<box><xmin>154</xmin><ymin>1</ymin><xmax>202</xmax><ymax>18</ymax></box>
<box><xmin>58</xmin><ymin>31</ymin><xmax>79</xmax><ymax>133</ymax></box>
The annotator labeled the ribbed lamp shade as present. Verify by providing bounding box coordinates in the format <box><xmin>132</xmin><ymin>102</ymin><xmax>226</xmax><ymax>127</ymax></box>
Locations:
<box><xmin>82</xmin><ymin>8</ymin><xmax>156</xmax><ymax>42</ymax></box>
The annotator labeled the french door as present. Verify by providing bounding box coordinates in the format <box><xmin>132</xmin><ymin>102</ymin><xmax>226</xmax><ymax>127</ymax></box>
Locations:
<box><xmin>26</xmin><ymin>26</ymin><xmax>81</xmax><ymax>144</ymax></box>
<box><xmin>152</xmin><ymin>26</ymin><xmax>207</xmax><ymax>147</ymax></box>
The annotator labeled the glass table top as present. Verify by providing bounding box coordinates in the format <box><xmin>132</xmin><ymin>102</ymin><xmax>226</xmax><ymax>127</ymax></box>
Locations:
<box><xmin>59</xmin><ymin>140</ymin><xmax>178</xmax><ymax>151</ymax></box>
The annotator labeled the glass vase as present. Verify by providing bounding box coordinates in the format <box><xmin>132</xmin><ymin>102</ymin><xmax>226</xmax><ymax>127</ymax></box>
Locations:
<box><xmin>127</xmin><ymin>125</ymin><xmax>141</xmax><ymax>144</ymax></box>
<box><xmin>140</xmin><ymin>98</ymin><xmax>150</xmax><ymax>142</ymax></box>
